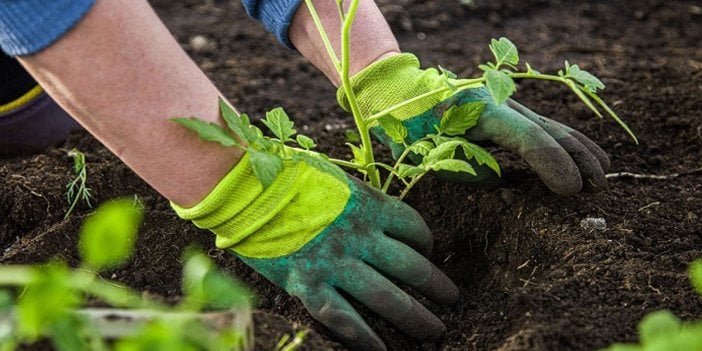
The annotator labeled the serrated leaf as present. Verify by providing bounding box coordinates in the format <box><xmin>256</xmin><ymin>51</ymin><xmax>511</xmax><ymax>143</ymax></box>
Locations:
<box><xmin>460</xmin><ymin>141</ymin><xmax>501</xmax><ymax>176</ymax></box>
<box><xmin>219</xmin><ymin>99</ymin><xmax>259</xmax><ymax>144</ymax></box>
<box><xmin>171</xmin><ymin>117</ymin><xmax>238</xmax><ymax>147</ymax></box>
<box><xmin>489</xmin><ymin>37</ymin><xmax>519</xmax><ymax>67</ymax></box>
<box><xmin>294</xmin><ymin>153</ymin><xmax>347</xmax><ymax>182</ymax></box>
<box><xmin>439</xmin><ymin>102</ymin><xmax>485</xmax><ymax>136</ymax></box>
<box><xmin>429</xmin><ymin>159</ymin><xmax>477</xmax><ymax>175</ymax></box>
<box><xmin>248</xmin><ymin>149</ymin><xmax>283</xmax><ymax>188</ymax></box>
<box><xmin>438</xmin><ymin>65</ymin><xmax>457</xmax><ymax>79</ymax></box>
<box><xmin>484</xmin><ymin>69</ymin><xmax>516</xmax><ymax>105</ymax></box>
<box><xmin>566</xmin><ymin>64</ymin><xmax>605</xmax><ymax>92</ymax></box>
<box><xmin>424</xmin><ymin>140</ymin><xmax>463</xmax><ymax>165</ymax></box>
<box><xmin>407</xmin><ymin>140</ymin><xmax>435</xmax><ymax>156</ymax></box>
<box><xmin>80</xmin><ymin>199</ymin><xmax>143</xmax><ymax>270</ymax></box>
<box><xmin>397</xmin><ymin>164</ymin><xmax>425</xmax><ymax>178</ymax></box>
<box><xmin>346</xmin><ymin>143</ymin><xmax>366</xmax><ymax>165</ymax></box>
<box><xmin>690</xmin><ymin>260</ymin><xmax>702</xmax><ymax>296</ymax></box>
<box><xmin>262</xmin><ymin>107</ymin><xmax>296</xmax><ymax>142</ymax></box>
<box><xmin>379</xmin><ymin>115</ymin><xmax>408</xmax><ymax>144</ymax></box>
<box><xmin>296</xmin><ymin>134</ymin><xmax>317</xmax><ymax>149</ymax></box>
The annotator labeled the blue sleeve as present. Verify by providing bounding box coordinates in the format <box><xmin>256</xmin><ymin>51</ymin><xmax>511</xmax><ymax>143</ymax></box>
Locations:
<box><xmin>0</xmin><ymin>0</ymin><xmax>96</xmax><ymax>56</ymax></box>
<box><xmin>241</xmin><ymin>0</ymin><xmax>303</xmax><ymax>49</ymax></box>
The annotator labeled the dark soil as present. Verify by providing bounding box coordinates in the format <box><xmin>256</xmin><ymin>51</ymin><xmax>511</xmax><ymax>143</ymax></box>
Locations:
<box><xmin>2</xmin><ymin>0</ymin><xmax>701</xmax><ymax>350</ymax></box>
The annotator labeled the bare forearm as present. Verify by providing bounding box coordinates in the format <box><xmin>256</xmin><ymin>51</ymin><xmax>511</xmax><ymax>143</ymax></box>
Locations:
<box><xmin>289</xmin><ymin>0</ymin><xmax>400</xmax><ymax>86</ymax></box>
<box><xmin>18</xmin><ymin>0</ymin><xmax>242</xmax><ymax>207</ymax></box>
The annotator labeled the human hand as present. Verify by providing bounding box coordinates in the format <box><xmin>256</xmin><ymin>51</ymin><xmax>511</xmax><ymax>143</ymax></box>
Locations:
<box><xmin>338</xmin><ymin>53</ymin><xmax>610</xmax><ymax>195</ymax></box>
<box><xmin>173</xmin><ymin>153</ymin><xmax>458</xmax><ymax>350</ymax></box>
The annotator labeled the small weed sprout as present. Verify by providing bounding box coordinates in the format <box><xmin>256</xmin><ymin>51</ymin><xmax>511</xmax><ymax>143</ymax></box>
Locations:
<box><xmin>64</xmin><ymin>148</ymin><xmax>92</xmax><ymax>219</ymax></box>
<box><xmin>173</xmin><ymin>0</ymin><xmax>635</xmax><ymax>200</ymax></box>
<box><xmin>274</xmin><ymin>330</ymin><xmax>308</xmax><ymax>351</ymax></box>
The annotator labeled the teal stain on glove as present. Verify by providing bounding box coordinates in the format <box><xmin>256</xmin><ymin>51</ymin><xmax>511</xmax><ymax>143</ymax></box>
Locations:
<box><xmin>339</xmin><ymin>53</ymin><xmax>612</xmax><ymax>195</ymax></box>
<box><xmin>173</xmin><ymin>153</ymin><xmax>458</xmax><ymax>351</ymax></box>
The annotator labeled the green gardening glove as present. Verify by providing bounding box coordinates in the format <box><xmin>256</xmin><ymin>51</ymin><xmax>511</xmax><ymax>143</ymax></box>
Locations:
<box><xmin>338</xmin><ymin>53</ymin><xmax>611</xmax><ymax>195</ymax></box>
<box><xmin>172</xmin><ymin>153</ymin><xmax>459</xmax><ymax>351</ymax></box>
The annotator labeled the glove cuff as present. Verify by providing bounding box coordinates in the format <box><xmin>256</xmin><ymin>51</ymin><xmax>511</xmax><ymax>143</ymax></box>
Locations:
<box><xmin>336</xmin><ymin>53</ymin><xmax>450</xmax><ymax>122</ymax></box>
<box><xmin>171</xmin><ymin>153</ymin><xmax>350</xmax><ymax>259</ymax></box>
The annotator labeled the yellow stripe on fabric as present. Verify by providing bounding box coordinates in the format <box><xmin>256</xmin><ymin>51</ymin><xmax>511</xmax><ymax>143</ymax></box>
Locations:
<box><xmin>172</xmin><ymin>152</ymin><xmax>351</xmax><ymax>259</ymax></box>
<box><xmin>0</xmin><ymin>85</ymin><xmax>43</xmax><ymax>113</ymax></box>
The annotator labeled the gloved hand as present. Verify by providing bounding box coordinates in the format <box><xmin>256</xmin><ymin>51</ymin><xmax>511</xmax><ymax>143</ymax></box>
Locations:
<box><xmin>338</xmin><ymin>53</ymin><xmax>611</xmax><ymax>195</ymax></box>
<box><xmin>172</xmin><ymin>153</ymin><xmax>459</xmax><ymax>350</ymax></box>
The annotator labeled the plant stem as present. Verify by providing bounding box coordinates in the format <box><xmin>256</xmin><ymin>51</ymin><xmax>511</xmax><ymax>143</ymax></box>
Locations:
<box><xmin>398</xmin><ymin>173</ymin><xmax>425</xmax><ymax>200</ymax></box>
<box><xmin>381</xmin><ymin>145</ymin><xmax>415</xmax><ymax>193</ymax></box>
<box><xmin>0</xmin><ymin>266</ymin><xmax>163</xmax><ymax>310</ymax></box>
<box><xmin>337</xmin><ymin>0</ymin><xmax>381</xmax><ymax>188</ymax></box>
<box><xmin>303</xmin><ymin>0</ymin><xmax>341</xmax><ymax>75</ymax></box>
<box><xmin>328</xmin><ymin>158</ymin><xmax>364</xmax><ymax>170</ymax></box>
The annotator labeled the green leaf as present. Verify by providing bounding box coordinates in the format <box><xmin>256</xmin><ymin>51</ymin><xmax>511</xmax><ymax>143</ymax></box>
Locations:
<box><xmin>424</xmin><ymin>140</ymin><xmax>463</xmax><ymax>165</ymax></box>
<box><xmin>262</xmin><ymin>107</ymin><xmax>297</xmax><ymax>142</ymax></box>
<box><xmin>460</xmin><ymin>141</ymin><xmax>501</xmax><ymax>176</ymax></box>
<box><xmin>171</xmin><ymin>117</ymin><xmax>238</xmax><ymax>148</ymax></box>
<box><xmin>296</xmin><ymin>135</ymin><xmax>317</xmax><ymax>150</ymax></box>
<box><xmin>378</xmin><ymin>115</ymin><xmax>408</xmax><ymax>144</ymax></box>
<box><xmin>690</xmin><ymin>259</ymin><xmax>702</xmax><ymax>297</ymax></box>
<box><xmin>18</xmin><ymin>263</ymin><xmax>80</xmax><ymax>340</ymax></box>
<box><xmin>438</xmin><ymin>65</ymin><xmax>457</xmax><ymax>80</ymax></box>
<box><xmin>218</xmin><ymin>99</ymin><xmax>259</xmax><ymax>144</ymax></box>
<box><xmin>248</xmin><ymin>149</ymin><xmax>284</xmax><ymax>188</ymax></box>
<box><xmin>293</xmin><ymin>153</ymin><xmax>347</xmax><ymax>182</ymax></box>
<box><xmin>429</xmin><ymin>159</ymin><xmax>477</xmax><ymax>175</ymax></box>
<box><xmin>439</xmin><ymin>102</ymin><xmax>485</xmax><ymax>136</ymax></box>
<box><xmin>489</xmin><ymin>37</ymin><xmax>519</xmax><ymax>67</ymax></box>
<box><xmin>347</xmin><ymin>143</ymin><xmax>366</xmax><ymax>166</ymax></box>
<box><xmin>80</xmin><ymin>199</ymin><xmax>143</xmax><ymax>270</ymax></box>
<box><xmin>346</xmin><ymin>143</ymin><xmax>366</xmax><ymax>165</ymax></box>
<box><xmin>566</xmin><ymin>62</ymin><xmax>605</xmax><ymax>92</ymax></box>
<box><xmin>639</xmin><ymin>310</ymin><xmax>681</xmax><ymax>345</ymax></box>
<box><xmin>344</xmin><ymin>130</ymin><xmax>361</xmax><ymax>144</ymax></box>
<box><xmin>407</xmin><ymin>140</ymin><xmax>435</xmax><ymax>156</ymax></box>
<box><xmin>183</xmin><ymin>251</ymin><xmax>251</xmax><ymax>309</ymax></box>
<box><xmin>397</xmin><ymin>164</ymin><xmax>425</xmax><ymax>178</ymax></box>
<box><xmin>484</xmin><ymin>69</ymin><xmax>516</xmax><ymax>105</ymax></box>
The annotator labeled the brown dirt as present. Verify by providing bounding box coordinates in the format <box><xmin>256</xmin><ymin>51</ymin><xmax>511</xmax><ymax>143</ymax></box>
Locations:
<box><xmin>2</xmin><ymin>0</ymin><xmax>701</xmax><ymax>350</ymax></box>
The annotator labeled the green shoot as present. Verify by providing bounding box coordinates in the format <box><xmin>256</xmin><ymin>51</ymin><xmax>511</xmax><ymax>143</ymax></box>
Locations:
<box><xmin>64</xmin><ymin>148</ymin><xmax>93</xmax><ymax>220</ymax></box>
<box><xmin>274</xmin><ymin>330</ymin><xmax>308</xmax><ymax>351</ymax></box>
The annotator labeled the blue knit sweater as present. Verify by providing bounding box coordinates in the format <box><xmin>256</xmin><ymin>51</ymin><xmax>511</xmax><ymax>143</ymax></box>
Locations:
<box><xmin>0</xmin><ymin>0</ymin><xmax>302</xmax><ymax>56</ymax></box>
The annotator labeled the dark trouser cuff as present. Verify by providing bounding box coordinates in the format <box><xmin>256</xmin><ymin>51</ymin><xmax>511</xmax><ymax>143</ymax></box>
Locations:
<box><xmin>0</xmin><ymin>93</ymin><xmax>80</xmax><ymax>157</ymax></box>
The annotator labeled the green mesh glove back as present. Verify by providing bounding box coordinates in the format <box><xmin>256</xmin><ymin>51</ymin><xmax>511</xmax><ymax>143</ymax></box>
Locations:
<box><xmin>338</xmin><ymin>53</ymin><xmax>611</xmax><ymax>196</ymax></box>
<box><xmin>172</xmin><ymin>153</ymin><xmax>459</xmax><ymax>351</ymax></box>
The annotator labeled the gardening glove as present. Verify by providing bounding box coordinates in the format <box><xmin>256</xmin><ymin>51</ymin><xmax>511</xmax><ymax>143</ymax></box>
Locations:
<box><xmin>338</xmin><ymin>53</ymin><xmax>611</xmax><ymax>195</ymax></box>
<box><xmin>172</xmin><ymin>152</ymin><xmax>459</xmax><ymax>351</ymax></box>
